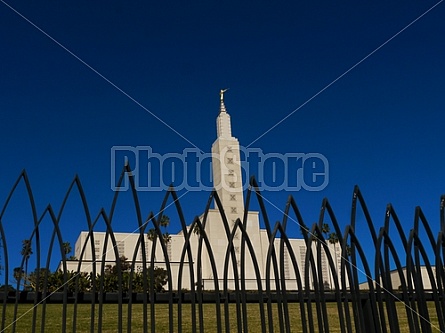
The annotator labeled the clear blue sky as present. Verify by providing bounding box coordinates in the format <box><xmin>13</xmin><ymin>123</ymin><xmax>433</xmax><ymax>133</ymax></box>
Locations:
<box><xmin>1</xmin><ymin>1</ymin><xmax>444</xmax><ymax>280</ymax></box>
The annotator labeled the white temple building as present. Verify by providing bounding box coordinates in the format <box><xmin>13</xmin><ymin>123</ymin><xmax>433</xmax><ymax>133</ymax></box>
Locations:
<box><xmin>66</xmin><ymin>91</ymin><xmax>343</xmax><ymax>290</ymax></box>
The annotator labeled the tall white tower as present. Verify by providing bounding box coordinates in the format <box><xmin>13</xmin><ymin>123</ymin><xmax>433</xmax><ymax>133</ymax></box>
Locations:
<box><xmin>199</xmin><ymin>90</ymin><xmax>263</xmax><ymax>289</ymax></box>
<box><xmin>211</xmin><ymin>89</ymin><xmax>244</xmax><ymax>224</ymax></box>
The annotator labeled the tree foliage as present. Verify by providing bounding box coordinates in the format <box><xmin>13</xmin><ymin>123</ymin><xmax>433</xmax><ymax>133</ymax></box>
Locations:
<box><xmin>98</xmin><ymin>256</ymin><xmax>168</xmax><ymax>292</ymax></box>
<box><xmin>21</xmin><ymin>239</ymin><xmax>33</xmax><ymax>280</ymax></box>
<box><xmin>13</xmin><ymin>267</ymin><xmax>25</xmax><ymax>288</ymax></box>
<box><xmin>328</xmin><ymin>232</ymin><xmax>339</xmax><ymax>245</ymax></box>
<box><xmin>22</xmin><ymin>256</ymin><xmax>168</xmax><ymax>294</ymax></box>
<box><xmin>147</xmin><ymin>215</ymin><xmax>171</xmax><ymax>244</ymax></box>
<box><xmin>27</xmin><ymin>268</ymin><xmax>92</xmax><ymax>293</ymax></box>
<box><xmin>0</xmin><ymin>284</ymin><xmax>15</xmax><ymax>292</ymax></box>
<box><xmin>321</xmin><ymin>223</ymin><xmax>330</xmax><ymax>237</ymax></box>
<box><xmin>62</xmin><ymin>242</ymin><xmax>72</xmax><ymax>255</ymax></box>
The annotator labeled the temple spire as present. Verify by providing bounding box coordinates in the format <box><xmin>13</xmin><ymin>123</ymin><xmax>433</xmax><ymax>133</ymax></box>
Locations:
<box><xmin>212</xmin><ymin>88</ymin><xmax>244</xmax><ymax>215</ymax></box>
<box><xmin>216</xmin><ymin>89</ymin><xmax>232</xmax><ymax>138</ymax></box>
<box><xmin>219</xmin><ymin>88</ymin><xmax>229</xmax><ymax>113</ymax></box>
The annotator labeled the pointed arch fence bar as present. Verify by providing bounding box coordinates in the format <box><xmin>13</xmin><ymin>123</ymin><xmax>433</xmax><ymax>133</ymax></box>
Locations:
<box><xmin>0</xmin><ymin>168</ymin><xmax>444</xmax><ymax>332</ymax></box>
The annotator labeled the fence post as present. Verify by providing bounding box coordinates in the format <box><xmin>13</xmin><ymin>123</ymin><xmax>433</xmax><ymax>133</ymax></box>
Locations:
<box><xmin>360</xmin><ymin>297</ymin><xmax>376</xmax><ymax>333</ymax></box>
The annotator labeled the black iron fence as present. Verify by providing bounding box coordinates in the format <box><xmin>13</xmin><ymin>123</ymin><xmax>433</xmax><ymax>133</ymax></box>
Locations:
<box><xmin>0</xmin><ymin>167</ymin><xmax>444</xmax><ymax>332</ymax></box>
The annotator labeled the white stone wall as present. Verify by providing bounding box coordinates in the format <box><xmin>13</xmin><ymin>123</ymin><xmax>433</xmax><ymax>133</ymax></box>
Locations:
<box><xmin>359</xmin><ymin>266</ymin><xmax>437</xmax><ymax>291</ymax></box>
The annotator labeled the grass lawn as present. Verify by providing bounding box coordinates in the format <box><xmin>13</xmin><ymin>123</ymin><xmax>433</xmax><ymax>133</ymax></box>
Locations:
<box><xmin>0</xmin><ymin>302</ymin><xmax>441</xmax><ymax>332</ymax></box>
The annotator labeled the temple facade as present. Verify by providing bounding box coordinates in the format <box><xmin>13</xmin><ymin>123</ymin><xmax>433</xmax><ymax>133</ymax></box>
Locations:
<box><xmin>67</xmin><ymin>92</ymin><xmax>342</xmax><ymax>290</ymax></box>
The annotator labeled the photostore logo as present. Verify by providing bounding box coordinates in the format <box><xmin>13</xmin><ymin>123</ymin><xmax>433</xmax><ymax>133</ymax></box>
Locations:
<box><xmin>111</xmin><ymin>146</ymin><xmax>328</xmax><ymax>192</ymax></box>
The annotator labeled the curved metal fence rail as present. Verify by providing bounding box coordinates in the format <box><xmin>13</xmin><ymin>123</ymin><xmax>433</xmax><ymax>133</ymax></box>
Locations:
<box><xmin>0</xmin><ymin>167</ymin><xmax>444</xmax><ymax>332</ymax></box>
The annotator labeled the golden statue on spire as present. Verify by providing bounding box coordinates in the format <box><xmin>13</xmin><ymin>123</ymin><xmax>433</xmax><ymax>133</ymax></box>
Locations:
<box><xmin>220</xmin><ymin>88</ymin><xmax>229</xmax><ymax>102</ymax></box>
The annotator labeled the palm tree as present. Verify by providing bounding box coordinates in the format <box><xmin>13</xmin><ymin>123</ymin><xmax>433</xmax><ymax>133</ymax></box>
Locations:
<box><xmin>328</xmin><ymin>232</ymin><xmax>339</xmax><ymax>246</ymax></box>
<box><xmin>159</xmin><ymin>215</ymin><xmax>170</xmax><ymax>228</ymax></box>
<box><xmin>21</xmin><ymin>239</ymin><xmax>32</xmax><ymax>278</ymax></box>
<box><xmin>147</xmin><ymin>215</ymin><xmax>171</xmax><ymax>262</ymax></box>
<box><xmin>62</xmin><ymin>242</ymin><xmax>72</xmax><ymax>256</ymax></box>
<box><xmin>147</xmin><ymin>215</ymin><xmax>171</xmax><ymax>242</ymax></box>
<box><xmin>62</xmin><ymin>242</ymin><xmax>77</xmax><ymax>260</ymax></box>
<box><xmin>328</xmin><ymin>232</ymin><xmax>340</xmax><ymax>282</ymax></box>
<box><xmin>13</xmin><ymin>267</ymin><xmax>24</xmax><ymax>286</ymax></box>
<box><xmin>321</xmin><ymin>223</ymin><xmax>330</xmax><ymax>240</ymax></box>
